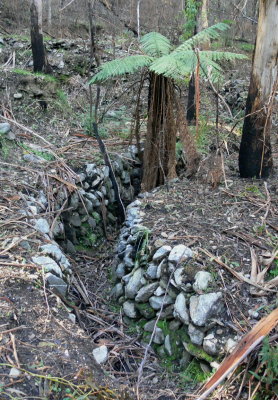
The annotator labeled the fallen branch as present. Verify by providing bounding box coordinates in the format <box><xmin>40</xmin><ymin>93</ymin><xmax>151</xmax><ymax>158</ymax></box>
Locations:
<box><xmin>196</xmin><ymin>307</ymin><xmax>278</xmax><ymax>400</ymax></box>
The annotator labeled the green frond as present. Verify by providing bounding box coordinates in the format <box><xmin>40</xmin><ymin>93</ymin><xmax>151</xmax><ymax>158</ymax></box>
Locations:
<box><xmin>149</xmin><ymin>51</ymin><xmax>197</xmax><ymax>79</ymax></box>
<box><xmin>140</xmin><ymin>32</ymin><xmax>171</xmax><ymax>57</ymax></box>
<box><xmin>198</xmin><ymin>53</ymin><xmax>223</xmax><ymax>82</ymax></box>
<box><xmin>174</xmin><ymin>22</ymin><xmax>230</xmax><ymax>53</ymax></box>
<box><xmin>200</xmin><ymin>50</ymin><xmax>248</xmax><ymax>62</ymax></box>
<box><xmin>89</xmin><ymin>55</ymin><xmax>153</xmax><ymax>84</ymax></box>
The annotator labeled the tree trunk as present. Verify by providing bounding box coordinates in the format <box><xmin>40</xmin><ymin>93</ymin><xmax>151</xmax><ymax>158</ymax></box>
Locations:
<box><xmin>186</xmin><ymin>0</ymin><xmax>209</xmax><ymax>124</ymax></box>
<box><xmin>239</xmin><ymin>0</ymin><xmax>277</xmax><ymax>178</ymax></box>
<box><xmin>30</xmin><ymin>0</ymin><xmax>45</xmax><ymax>72</ymax></box>
<box><xmin>47</xmin><ymin>0</ymin><xmax>52</xmax><ymax>29</ymax></box>
<box><xmin>141</xmin><ymin>73</ymin><xmax>177</xmax><ymax>191</ymax></box>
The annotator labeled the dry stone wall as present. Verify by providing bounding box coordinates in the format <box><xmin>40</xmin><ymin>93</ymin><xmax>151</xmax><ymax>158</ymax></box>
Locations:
<box><xmin>112</xmin><ymin>200</ymin><xmax>239</xmax><ymax>368</ymax></box>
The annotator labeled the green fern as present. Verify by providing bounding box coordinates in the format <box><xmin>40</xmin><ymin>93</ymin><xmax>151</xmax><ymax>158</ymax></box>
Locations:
<box><xmin>89</xmin><ymin>22</ymin><xmax>247</xmax><ymax>85</ymax></box>
<box><xmin>140</xmin><ymin>32</ymin><xmax>171</xmax><ymax>57</ymax></box>
<box><xmin>90</xmin><ymin>55</ymin><xmax>153</xmax><ymax>84</ymax></box>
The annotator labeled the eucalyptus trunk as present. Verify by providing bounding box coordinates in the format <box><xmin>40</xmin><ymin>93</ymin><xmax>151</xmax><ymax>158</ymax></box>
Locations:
<box><xmin>239</xmin><ymin>0</ymin><xmax>277</xmax><ymax>178</ymax></box>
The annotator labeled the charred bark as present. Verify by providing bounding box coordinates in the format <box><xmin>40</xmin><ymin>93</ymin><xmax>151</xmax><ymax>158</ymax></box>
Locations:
<box><xmin>239</xmin><ymin>0</ymin><xmax>277</xmax><ymax>178</ymax></box>
<box><xmin>186</xmin><ymin>74</ymin><xmax>196</xmax><ymax>124</ymax></box>
<box><xmin>30</xmin><ymin>0</ymin><xmax>47</xmax><ymax>72</ymax></box>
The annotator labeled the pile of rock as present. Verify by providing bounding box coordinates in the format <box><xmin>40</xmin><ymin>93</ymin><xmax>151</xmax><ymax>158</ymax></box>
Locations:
<box><xmin>112</xmin><ymin>200</ymin><xmax>239</xmax><ymax>367</ymax></box>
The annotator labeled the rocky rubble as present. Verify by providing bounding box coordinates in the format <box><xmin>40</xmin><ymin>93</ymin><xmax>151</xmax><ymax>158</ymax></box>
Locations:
<box><xmin>112</xmin><ymin>200</ymin><xmax>240</xmax><ymax>368</ymax></box>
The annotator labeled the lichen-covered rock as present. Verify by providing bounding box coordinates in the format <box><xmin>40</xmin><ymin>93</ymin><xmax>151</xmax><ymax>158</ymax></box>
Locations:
<box><xmin>153</xmin><ymin>328</ymin><xmax>165</xmax><ymax>345</ymax></box>
<box><xmin>149</xmin><ymin>295</ymin><xmax>174</xmax><ymax>310</ymax></box>
<box><xmin>35</xmin><ymin>218</ymin><xmax>50</xmax><ymax>234</ymax></box>
<box><xmin>123</xmin><ymin>301</ymin><xmax>138</xmax><ymax>318</ymax></box>
<box><xmin>125</xmin><ymin>268</ymin><xmax>144</xmax><ymax>299</ymax></box>
<box><xmin>32</xmin><ymin>256</ymin><xmax>62</xmax><ymax>277</ymax></box>
<box><xmin>93</xmin><ymin>345</ymin><xmax>108</xmax><ymax>364</ymax></box>
<box><xmin>40</xmin><ymin>243</ymin><xmax>70</xmax><ymax>270</ymax></box>
<box><xmin>45</xmin><ymin>273</ymin><xmax>68</xmax><ymax>296</ymax></box>
<box><xmin>152</xmin><ymin>245</ymin><xmax>172</xmax><ymax>262</ymax></box>
<box><xmin>135</xmin><ymin>282</ymin><xmax>159</xmax><ymax>302</ymax></box>
<box><xmin>189</xmin><ymin>292</ymin><xmax>223</xmax><ymax>326</ymax></box>
<box><xmin>168</xmin><ymin>244</ymin><xmax>193</xmax><ymax>265</ymax></box>
<box><xmin>145</xmin><ymin>263</ymin><xmax>158</xmax><ymax>279</ymax></box>
<box><xmin>193</xmin><ymin>271</ymin><xmax>213</xmax><ymax>292</ymax></box>
<box><xmin>173</xmin><ymin>293</ymin><xmax>190</xmax><ymax>324</ymax></box>
<box><xmin>203</xmin><ymin>333</ymin><xmax>219</xmax><ymax>355</ymax></box>
<box><xmin>188</xmin><ymin>323</ymin><xmax>204</xmax><ymax>346</ymax></box>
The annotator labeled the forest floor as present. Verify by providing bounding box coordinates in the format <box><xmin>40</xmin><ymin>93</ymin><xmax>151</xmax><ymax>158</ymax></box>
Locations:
<box><xmin>0</xmin><ymin>29</ymin><xmax>278</xmax><ymax>400</ymax></box>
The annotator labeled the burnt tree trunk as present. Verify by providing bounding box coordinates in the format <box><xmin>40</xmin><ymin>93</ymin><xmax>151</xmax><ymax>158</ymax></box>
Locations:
<box><xmin>186</xmin><ymin>74</ymin><xmax>196</xmax><ymax>124</ymax></box>
<box><xmin>239</xmin><ymin>0</ymin><xmax>277</xmax><ymax>178</ymax></box>
<box><xmin>30</xmin><ymin>0</ymin><xmax>46</xmax><ymax>72</ymax></box>
<box><xmin>141</xmin><ymin>73</ymin><xmax>177</xmax><ymax>191</ymax></box>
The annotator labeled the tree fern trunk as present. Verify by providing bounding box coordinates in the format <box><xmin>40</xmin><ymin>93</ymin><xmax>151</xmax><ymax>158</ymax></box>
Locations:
<box><xmin>141</xmin><ymin>73</ymin><xmax>177</xmax><ymax>191</ymax></box>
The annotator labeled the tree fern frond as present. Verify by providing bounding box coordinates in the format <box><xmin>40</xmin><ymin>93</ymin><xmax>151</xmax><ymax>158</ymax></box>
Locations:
<box><xmin>201</xmin><ymin>50</ymin><xmax>248</xmax><ymax>62</ymax></box>
<box><xmin>89</xmin><ymin>55</ymin><xmax>153</xmax><ymax>84</ymax></box>
<box><xmin>140</xmin><ymin>32</ymin><xmax>171</xmax><ymax>57</ymax></box>
<box><xmin>198</xmin><ymin>53</ymin><xmax>223</xmax><ymax>82</ymax></box>
<box><xmin>150</xmin><ymin>51</ymin><xmax>196</xmax><ymax>79</ymax></box>
<box><xmin>174</xmin><ymin>22</ymin><xmax>230</xmax><ymax>53</ymax></box>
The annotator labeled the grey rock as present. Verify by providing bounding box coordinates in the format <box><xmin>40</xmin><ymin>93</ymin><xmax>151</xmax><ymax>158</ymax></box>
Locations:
<box><xmin>173</xmin><ymin>293</ymin><xmax>190</xmax><ymax>324</ymax></box>
<box><xmin>156</xmin><ymin>259</ymin><xmax>166</xmax><ymax>279</ymax></box>
<box><xmin>23</xmin><ymin>154</ymin><xmax>45</xmax><ymax>163</ymax></box>
<box><xmin>46</xmin><ymin>273</ymin><xmax>67</xmax><ymax>296</ymax></box>
<box><xmin>111</xmin><ymin>282</ymin><xmax>124</xmax><ymax>299</ymax></box>
<box><xmin>68</xmin><ymin>313</ymin><xmax>76</xmax><ymax>324</ymax></box>
<box><xmin>153</xmin><ymin>328</ymin><xmax>165</xmax><ymax>345</ymax></box>
<box><xmin>158</xmin><ymin>304</ymin><xmax>174</xmax><ymax>319</ymax></box>
<box><xmin>135</xmin><ymin>282</ymin><xmax>159</xmax><ymax>302</ymax></box>
<box><xmin>169</xmin><ymin>320</ymin><xmax>182</xmax><ymax>331</ymax></box>
<box><xmin>189</xmin><ymin>292</ymin><xmax>223</xmax><ymax>327</ymax></box>
<box><xmin>173</xmin><ymin>267</ymin><xmax>187</xmax><ymax>288</ymax></box>
<box><xmin>152</xmin><ymin>245</ymin><xmax>172</xmax><ymax>262</ymax></box>
<box><xmin>144</xmin><ymin>320</ymin><xmax>156</xmax><ymax>332</ymax></box>
<box><xmin>122</xmin><ymin>272</ymin><xmax>132</xmax><ymax>284</ymax></box>
<box><xmin>35</xmin><ymin>218</ymin><xmax>50</xmax><ymax>234</ymax></box>
<box><xmin>193</xmin><ymin>271</ymin><xmax>212</xmax><ymax>292</ymax></box>
<box><xmin>164</xmin><ymin>335</ymin><xmax>172</xmax><ymax>356</ymax></box>
<box><xmin>84</xmin><ymin>192</ymin><xmax>100</xmax><ymax>206</ymax></box>
<box><xmin>40</xmin><ymin>243</ymin><xmax>70</xmax><ymax>270</ymax></box>
<box><xmin>115</xmin><ymin>263</ymin><xmax>126</xmax><ymax>278</ymax></box>
<box><xmin>168</xmin><ymin>244</ymin><xmax>193</xmax><ymax>265</ymax></box>
<box><xmin>188</xmin><ymin>323</ymin><xmax>205</xmax><ymax>346</ymax></box>
<box><xmin>93</xmin><ymin>345</ymin><xmax>108</xmax><ymax>364</ymax></box>
<box><xmin>70</xmin><ymin>192</ymin><xmax>79</xmax><ymax>210</ymax></box>
<box><xmin>125</xmin><ymin>268</ymin><xmax>144</xmax><ymax>299</ymax></box>
<box><xmin>66</xmin><ymin>240</ymin><xmax>76</xmax><ymax>254</ymax></box>
<box><xmin>85</xmin><ymin>163</ymin><xmax>96</xmax><ymax>176</ymax></box>
<box><xmin>32</xmin><ymin>256</ymin><xmax>62</xmax><ymax>277</ymax></box>
<box><xmin>225</xmin><ymin>338</ymin><xmax>237</xmax><ymax>353</ymax></box>
<box><xmin>154</xmin><ymin>286</ymin><xmax>165</xmax><ymax>296</ymax></box>
<box><xmin>123</xmin><ymin>301</ymin><xmax>138</xmax><ymax>318</ymax></box>
<box><xmin>0</xmin><ymin>122</ymin><xmax>11</xmax><ymax>134</ymax></box>
<box><xmin>145</xmin><ymin>263</ymin><xmax>158</xmax><ymax>279</ymax></box>
<box><xmin>20</xmin><ymin>240</ymin><xmax>31</xmax><ymax>251</ymax></box>
<box><xmin>9</xmin><ymin>367</ymin><xmax>22</xmax><ymax>378</ymax></box>
<box><xmin>117</xmin><ymin>241</ymin><xmax>127</xmax><ymax>254</ymax></box>
<box><xmin>69</xmin><ymin>212</ymin><xmax>81</xmax><ymax>227</ymax></box>
<box><xmin>179</xmin><ymin>350</ymin><xmax>192</xmax><ymax>367</ymax></box>
<box><xmin>203</xmin><ymin>333</ymin><xmax>218</xmax><ymax>355</ymax></box>
<box><xmin>14</xmin><ymin>92</ymin><xmax>23</xmax><ymax>99</ymax></box>
<box><xmin>87</xmin><ymin>217</ymin><xmax>97</xmax><ymax>229</ymax></box>
<box><xmin>7</xmin><ymin>131</ymin><xmax>16</xmax><ymax>140</ymax></box>
<box><xmin>149</xmin><ymin>295</ymin><xmax>174</xmax><ymax>310</ymax></box>
<box><xmin>52</xmin><ymin>221</ymin><xmax>64</xmax><ymax>238</ymax></box>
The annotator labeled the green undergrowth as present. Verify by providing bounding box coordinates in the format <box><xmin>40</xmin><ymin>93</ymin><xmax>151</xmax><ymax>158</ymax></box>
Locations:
<box><xmin>13</xmin><ymin>68</ymin><xmax>58</xmax><ymax>83</ymax></box>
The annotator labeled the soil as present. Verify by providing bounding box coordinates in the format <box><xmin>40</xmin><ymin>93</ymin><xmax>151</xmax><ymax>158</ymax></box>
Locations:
<box><xmin>0</xmin><ymin>28</ymin><xmax>277</xmax><ymax>400</ymax></box>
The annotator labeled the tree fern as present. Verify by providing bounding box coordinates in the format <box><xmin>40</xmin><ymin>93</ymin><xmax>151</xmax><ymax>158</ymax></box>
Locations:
<box><xmin>140</xmin><ymin>32</ymin><xmax>171</xmax><ymax>57</ymax></box>
<box><xmin>89</xmin><ymin>55</ymin><xmax>153</xmax><ymax>84</ymax></box>
<box><xmin>173</xmin><ymin>22</ymin><xmax>231</xmax><ymax>53</ymax></box>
